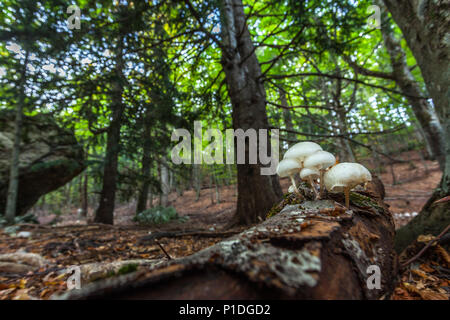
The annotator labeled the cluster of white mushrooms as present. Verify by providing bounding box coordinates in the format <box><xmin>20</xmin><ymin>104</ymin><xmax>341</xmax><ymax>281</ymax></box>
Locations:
<box><xmin>276</xmin><ymin>141</ymin><xmax>372</xmax><ymax>208</ymax></box>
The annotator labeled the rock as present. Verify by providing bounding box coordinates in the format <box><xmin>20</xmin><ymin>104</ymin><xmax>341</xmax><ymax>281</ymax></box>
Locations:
<box><xmin>37</xmin><ymin>214</ymin><xmax>58</xmax><ymax>225</ymax></box>
<box><xmin>16</xmin><ymin>231</ymin><xmax>32</xmax><ymax>238</ymax></box>
<box><xmin>0</xmin><ymin>110</ymin><xmax>84</xmax><ymax>216</ymax></box>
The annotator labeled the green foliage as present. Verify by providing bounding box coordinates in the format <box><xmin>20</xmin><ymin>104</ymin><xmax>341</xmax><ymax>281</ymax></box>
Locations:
<box><xmin>133</xmin><ymin>206</ymin><xmax>187</xmax><ymax>225</ymax></box>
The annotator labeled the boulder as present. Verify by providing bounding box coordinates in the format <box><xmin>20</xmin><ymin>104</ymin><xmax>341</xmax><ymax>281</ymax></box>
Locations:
<box><xmin>0</xmin><ymin>110</ymin><xmax>84</xmax><ymax>216</ymax></box>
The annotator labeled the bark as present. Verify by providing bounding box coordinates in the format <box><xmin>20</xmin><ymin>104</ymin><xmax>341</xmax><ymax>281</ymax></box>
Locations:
<box><xmin>80</xmin><ymin>172</ymin><xmax>88</xmax><ymax>217</ymax></box>
<box><xmin>5</xmin><ymin>49</ymin><xmax>29</xmax><ymax>223</ymax></box>
<box><xmin>219</xmin><ymin>0</ymin><xmax>282</xmax><ymax>225</ymax></box>
<box><xmin>136</xmin><ymin>111</ymin><xmax>153</xmax><ymax>214</ymax></box>
<box><xmin>65</xmin><ymin>181</ymin><xmax>72</xmax><ymax>209</ymax></box>
<box><xmin>148</xmin><ymin>191</ymin><xmax>153</xmax><ymax>209</ymax></box>
<box><xmin>58</xmin><ymin>189</ymin><xmax>397</xmax><ymax>300</ymax></box>
<box><xmin>279</xmin><ymin>87</ymin><xmax>295</xmax><ymax>148</ymax></box>
<box><xmin>382</xmin><ymin>0</ymin><xmax>450</xmax><ymax>251</ymax></box>
<box><xmin>160</xmin><ymin>157</ymin><xmax>170</xmax><ymax>207</ymax></box>
<box><xmin>209</xmin><ymin>172</ymin><xmax>214</xmax><ymax>205</ymax></box>
<box><xmin>377</xmin><ymin>0</ymin><xmax>445</xmax><ymax>169</ymax></box>
<box><xmin>413</xmin><ymin>120</ymin><xmax>433</xmax><ymax>159</ymax></box>
<box><xmin>94</xmin><ymin>38</ymin><xmax>125</xmax><ymax>225</ymax></box>
<box><xmin>213</xmin><ymin>167</ymin><xmax>221</xmax><ymax>204</ymax></box>
<box><xmin>175</xmin><ymin>176</ymin><xmax>183</xmax><ymax>197</ymax></box>
<box><xmin>395</xmin><ymin>186</ymin><xmax>450</xmax><ymax>252</ymax></box>
<box><xmin>333</xmin><ymin>68</ymin><xmax>356</xmax><ymax>162</ymax></box>
<box><xmin>193</xmin><ymin>164</ymin><xmax>201</xmax><ymax>201</ymax></box>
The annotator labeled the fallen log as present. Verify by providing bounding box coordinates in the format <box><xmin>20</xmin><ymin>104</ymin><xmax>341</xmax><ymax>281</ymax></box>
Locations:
<box><xmin>0</xmin><ymin>252</ymin><xmax>50</xmax><ymax>274</ymax></box>
<box><xmin>56</xmin><ymin>190</ymin><xmax>397</xmax><ymax>300</ymax></box>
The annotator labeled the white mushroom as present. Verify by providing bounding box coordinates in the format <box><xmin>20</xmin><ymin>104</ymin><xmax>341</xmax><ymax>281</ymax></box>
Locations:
<box><xmin>288</xmin><ymin>185</ymin><xmax>295</xmax><ymax>193</ymax></box>
<box><xmin>299</xmin><ymin>167</ymin><xmax>320</xmax><ymax>198</ymax></box>
<box><xmin>276</xmin><ymin>158</ymin><xmax>302</xmax><ymax>196</ymax></box>
<box><xmin>283</xmin><ymin>141</ymin><xmax>323</xmax><ymax>165</ymax></box>
<box><xmin>304</xmin><ymin>150</ymin><xmax>336</xmax><ymax>198</ymax></box>
<box><xmin>323</xmin><ymin>162</ymin><xmax>372</xmax><ymax>208</ymax></box>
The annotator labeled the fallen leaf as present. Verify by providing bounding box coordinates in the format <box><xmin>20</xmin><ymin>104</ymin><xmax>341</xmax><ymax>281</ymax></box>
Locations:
<box><xmin>419</xmin><ymin>263</ymin><xmax>435</xmax><ymax>273</ymax></box>
<box><xmin>432</xmin><ymin>196</ymin><xmax>450</xmax><ymax>205</ymax></box>
<box><xmin>12</xmin><ymin>289</ymin><xmax>31</xmax><ymax>300</ymax></box>
<box><xmin>417</xmin><ymin>289</ymin><xmax>448</xmax><ymax>300</ymax></box>
<box><xmin>435</xmin><ymin>245</ymin><xmax>450</xmax><ymax>268</ymax></box>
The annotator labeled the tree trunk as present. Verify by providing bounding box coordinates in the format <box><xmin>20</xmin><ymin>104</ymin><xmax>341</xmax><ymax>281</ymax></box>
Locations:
<box><xmin>94</xmin><ymin>38</ymin><xmax>125</xmax><ymax>225</ymax></box>
<box><xmin>80</xmin><ymin>172</ymin><xmax>88</xmax><ymax>217</ymax></box>
<box><xmin>377</xmin><ymin>0</ymin><xmax>445</xmax><ymax>169</ymax></box>
<box><xmin>213</xmin><ymin>166</ymin><xmax>221</xmax><ymax>204</ymax></box>
<box><xmin>65</xmin><ymin>181</ymin><xmax>72</xmax><ymax>210</ymax></box>
<box><xmin>219</xmin><ymin>0</ymin><xmax>282</xmax><ymax>225</ymax></box>
<box><xmin>175</xmin><ymin>175</ymin><xmax>184</xmax><ymax>197</ymax></box>
<box><xmin>136</xmin><ymin>110</ymin><xmax>153</xmax><ymax>214</ymax></box>
<box><xmin>160</xmin><ymin>157</ymin><xmax>170</xmax><ymax>207</ymax></box>
<box><xmin>382</xmin><ymin>0</ymin><xmax>450</xmax><ymax>251</ymax></box>
<box><xmin>5</xmin><ymin>49</ymin><xmax>29</xmax><ymax>224</ymax></box>
<box><xmin>279</xmin><ymin>87</ymin><xmax>295</xmax><ymax>148</ymax></box>
<box><xmin>193</xmin><ymin>164</ymin><xmax>201</xmax><ymax>201</ymax></box>
<box><xmin>148</xmin><ymin>191</ymin><xmax>153</xmax><ymax>209</ymax></box>
<box><xmin>136</xmin><ymin>163</ymin><xmax>151</xmax><ymax>214</ymax></box>
<box><xmin>413</xmin><ymin>120</ymin><xmax>433</xmax><ymax>159</ymax></box>
<box><xmin>58</xmin><ymin>191</ymin><xmax>397</xmax><ymax>300</ymax></box>
<box><xmin>209</xmin><ymin>171</ymin><xmax>214</xmax><ymax>205</ymax></box>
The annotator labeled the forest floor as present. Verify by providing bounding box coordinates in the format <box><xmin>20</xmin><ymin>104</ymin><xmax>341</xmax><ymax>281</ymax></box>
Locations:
<box><xmin>0</xmin><ymin>150</ymin><xmax>448</xmax><ymax>300</ymax></box>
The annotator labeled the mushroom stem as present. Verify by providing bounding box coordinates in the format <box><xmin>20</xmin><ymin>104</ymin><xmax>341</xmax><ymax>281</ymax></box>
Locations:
<box><xmin>344</xmin><ymin>187</ymin><xmax>350</xmax><ymax>209</ymax></box>
<box><xmin>290</xmin><ymin>175</ymin><xmax>303</xmax><ymax>199</ymax></box>
<box><xmin>319</xmin><ymin>169</ymin><xmax>325</xmax><ymax>198</ymax></box>
<box><xmin>309</xmin><ymin>177</ymin><xmax>319</xmax><ymax>199</ymax></box>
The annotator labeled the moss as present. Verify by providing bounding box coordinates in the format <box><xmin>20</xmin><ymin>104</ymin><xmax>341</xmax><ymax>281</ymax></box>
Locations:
<box><xmin>29</xmin><ymin>159</ymin><xmax>82</xmax><ymax>173</ymax></box>
<box><xmin>90</xmin><ymin>263</ymin><xmax>139</xmax><ymax>283</ymax></box>
<box><xmin>117</xmin><ymin>263</ymin><xmax>138</xmax><ymax>275</ymax></box>
<box><xmin>349</xmin><ymin>192</ymin><xmax>384</xmax><ymax>213</ymax></box>
<box><xmin>266</xmin><ymin>193</ymin><xmax>303</xmax><ymax>219</ymax></box>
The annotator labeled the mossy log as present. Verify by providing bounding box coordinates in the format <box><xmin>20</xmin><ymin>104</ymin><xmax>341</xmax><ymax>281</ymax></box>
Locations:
<box><xmin>57</xmin><ymin>188</ymin><xmax>397</xmax><ymax>300</ymax></box>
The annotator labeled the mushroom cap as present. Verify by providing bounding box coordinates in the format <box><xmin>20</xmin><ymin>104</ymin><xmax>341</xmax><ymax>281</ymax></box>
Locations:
<box><xmin>288</xmin><ymin>185</ymin><xmax>295</xmax><ymax>193</ymax></box>
<box><xmin>276</xmin><ymin>158</ymin><xmax>302</xmax><ymax>178</ymax></box>
<box><xmin>304</xmin><ymin>150</ymin><xmax>336</xmax><ymax>170</ymax></box>
<box><xmin>283</xmin><ymin>141</ymin><xmax>323</xmax><ymax>164</ymax></box>
<box><xmin>300</xmin><ymin>167</ymin><xmax>320</xmax><ymax>180</ymax></box>
<box><xmin>323</xmin><ymin>162</ymin><xmax>372</xmax><ymax>193</ymax></box>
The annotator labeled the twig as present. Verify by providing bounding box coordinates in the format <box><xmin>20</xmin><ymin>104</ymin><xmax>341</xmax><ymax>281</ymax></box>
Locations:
<box><xmin>139</xmin><ymin>230</ymin><xmax>240</xmax><ymax>242</ymax></box>
<box><xmin>385</xmin><ymin>194</ymin><xmax>432</xmax><ymax>200</ymax></box>
<box><xmin>154</xmin><ymin>240</ymin><xmax>172</xmax><ymax>260</ymax></box>
<box><xmin>401</xmin><ymin>224</ymin><xmax>450</xmax><ymax>269</ymax></box>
